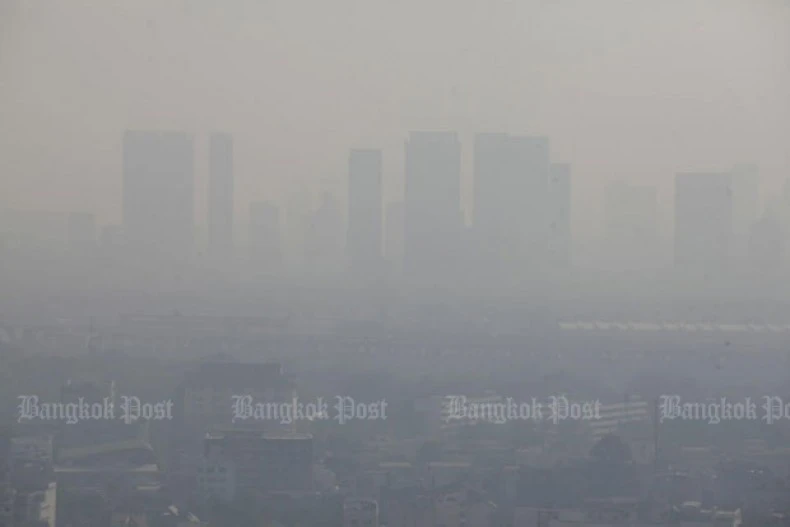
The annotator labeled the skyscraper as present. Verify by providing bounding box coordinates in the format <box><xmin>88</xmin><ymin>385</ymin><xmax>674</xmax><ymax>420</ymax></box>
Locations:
<box><xmin>404</xmin><ymin>131</ymin><xmax>461</xmax><ymax>280</ymax></box>
<box><xmin>674</xmin><ymin>172</ymin><xmax>733</xmax><ymax>274</ymax></box>
<box><xmin>208</xmin><ymin>132</ymin><xmax>234</xmax><ymax>260</ymax></box>
<box><xmin>347</xmin><ymin>149</ymin><xmax>382</xmax><ymax>274</ymax></box>
<box><xmin>123</xmin><ymin>130</ymin><xmax>194</xmax><ymax>260</ymax></box>
<box><xmin>473</xmin><ymin>133</ymin><xmax>550</xmax><ymax>272</ymax></box>
<box><xmin>548</xmin><ymin>163</ymin><xmax>572</xmax><ymax>267</ymax></box>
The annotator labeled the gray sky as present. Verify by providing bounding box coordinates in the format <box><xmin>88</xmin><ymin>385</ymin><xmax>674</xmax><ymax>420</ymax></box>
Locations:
<box><xmin>1</xmin><ymin>0</ymin><xmax>788</xmax><ymax>239</ymax></box>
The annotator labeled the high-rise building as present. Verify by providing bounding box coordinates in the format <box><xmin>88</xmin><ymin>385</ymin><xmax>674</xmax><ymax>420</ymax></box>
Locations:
<box><xmin>347</xmin><ymin>149</ymin><xmax>383</xmax><ymax>274</ymax></box>
<box><xmin>674</xmin><ymin>172</ymin><xmax>733</xmax><ymax>274</ymax></box>
<box><xmin>122</xmin><ymin>130</ymin><xmax>194</xmax><ymax>260</ymax></box>
<box><xmin>548</xmin><ymin>163</ymin><xmax>572</xmax><ymax>267</ymax></box>
<box><xmin>473</xmin><ymin>133</ymin><xmax>550</xmax><ymax>272</ymax></box>
<box><xmin>404</xmin><ymin>131</ymin><xmax>461</xmax><ymax>280</ymax></box>
<box><xmin>249</xmin><ymin>201</ymin><xmax>281</xmax><ymax>269</ymax></box>
<box><xmin>208</xmin><ymin>132</ymin><xmax>234</xmax><ymax>260</ymax></box>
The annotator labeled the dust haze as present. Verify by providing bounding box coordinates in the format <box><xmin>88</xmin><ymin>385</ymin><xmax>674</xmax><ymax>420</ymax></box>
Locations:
<box><xmin>1</xmin><ymin>1</ymin><xmax>790</xmax><ymax>526</ymax></box>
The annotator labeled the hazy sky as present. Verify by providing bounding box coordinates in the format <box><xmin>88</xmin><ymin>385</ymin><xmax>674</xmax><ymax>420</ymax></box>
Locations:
<box><xmin>1</xmin><ymin>0</ymin><xmax>788</xmax><ymax>238</ymax></box>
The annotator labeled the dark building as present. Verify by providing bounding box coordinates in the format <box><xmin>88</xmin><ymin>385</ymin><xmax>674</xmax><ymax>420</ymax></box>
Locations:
<box><xmin>208</xmin><ymin>132</ymin><xmax>234</xmax><ymax>261</ymax></box>
<box><xmin>122</xmin><ymin>130</ymin><xmax>195</xmax><ymax>261</ymax></box>
<box><xmin>347</xmin><ymin>149</ymin><xmax>383</xmax><ymax>274</ymax></box>
<box><xmin>674</xmin><ymin>172</ymin><xmax>733</xmax><ymax>275</ymax></box>
<box><xmin>404</xmin><ymin>131</ymin><xmax>461</xmax><ymax>281</ymax></box>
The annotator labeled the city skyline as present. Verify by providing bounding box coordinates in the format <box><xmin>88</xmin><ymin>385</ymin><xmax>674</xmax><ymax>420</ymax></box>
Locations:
<box><xmin>1</xmin><ymin>126</ymin><xmax>785</xmax><ymax>281</ymax></box>
<box><xmin>2</xmin><ymin>1</ymin><xmax>789</xmax><ymax>243</ymax></box>
<box><xmin>3</xmin><ymin>2</ymin><xmax>790</xmax><ymax>526</ymax></box>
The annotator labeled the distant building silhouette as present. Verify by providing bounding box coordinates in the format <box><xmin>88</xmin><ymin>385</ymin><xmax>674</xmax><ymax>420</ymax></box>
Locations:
<box><xmin>122</xmin><ymin>130</ymin><xmax>194</xmax><ymax>261</ymax></box>
<box><xmin>208</xmin><ymin>132</ymin><xmax>234</xmax><ymax>261</ymax></box>
<box><xmin>249</xmin><ymin>201</ymin><xmax>281</xmax><ymax>270</ymax></box>
<box><xmin>548</xmin><ymin>163</ymin><xmax>572</xmax><ymax>267</ymax></box>
<box><xmin>347</xmin><ymin>149</ymin><xmax>383</xmax><ymax>274</ymax></box>
<box><xmin>674</xmin><ymin>172</ymin><xmax>733</xmax><ymax>275</ymax></box>
<box><xmin>404</xmin><ymin>131</ymin><xmax>461</xmax><ymax>280</ymax></box>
